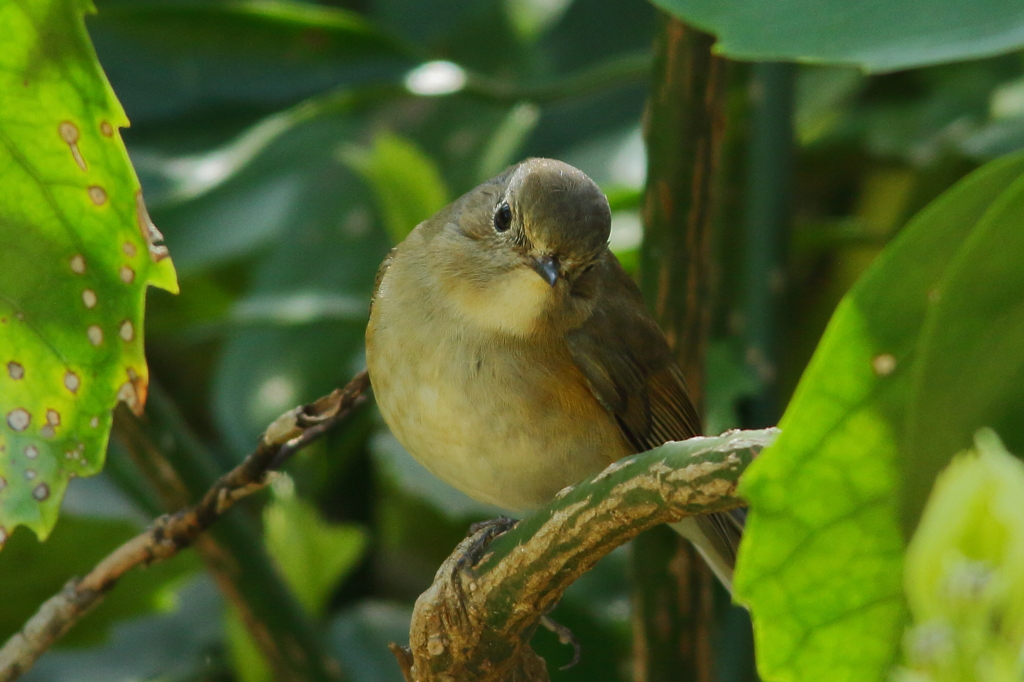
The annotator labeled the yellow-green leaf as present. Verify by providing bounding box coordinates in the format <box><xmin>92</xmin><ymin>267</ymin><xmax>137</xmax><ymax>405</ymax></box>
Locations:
<box><xmin>0</xmin><ymin>0</ymin><xmax>178</xmax><ymax>542</ymax></box>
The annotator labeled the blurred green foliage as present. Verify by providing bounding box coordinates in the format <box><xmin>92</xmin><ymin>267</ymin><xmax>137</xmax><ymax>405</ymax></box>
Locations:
<box><xmin>2</xmin><ymin>0</ymin><xmax>1024</xmax><ymax>681</ymax></box>
<box><xmin>896</xmin><ymin>430</ymin><xmax>1024</xmax><ymax>682</ymax></box>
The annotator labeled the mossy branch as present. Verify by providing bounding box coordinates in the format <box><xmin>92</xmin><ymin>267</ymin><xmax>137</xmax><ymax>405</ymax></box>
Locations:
<box><xmin>391</xmin><ymin>428</ymin><xmax>776</xmax><ymax>682</ymax></box>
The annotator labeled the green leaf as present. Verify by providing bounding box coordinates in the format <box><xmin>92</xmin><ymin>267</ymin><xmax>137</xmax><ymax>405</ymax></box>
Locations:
<box><xmin>387</xmin><ymin>94</ymin><xmax>517</xmax><ymax>192</ymax></box>
<box><xmin>225</xmin><ymin>607</ymin><xmax>273</xmax><ymax>682</ymax></box>
<box><xmin>89</xmin><ymin>0</ymin><xmax>415</xmax><ymax>124</ymax></box>
<box><xmin>650</xmin><ymin>0</ymin><xmax>1024</xmax><ymax>72</ymax></box>
<box><xmin>136</xmin><ymin>86</ymin><xmax>403</xmax><ymax>212</ymax></box>
<box><xmin>263</xmin><ymin>490</ymin><xmax>368</xmax><ymax>616</ymax></box>
<box><xmin>476</xmin><ymin>102</ymin><xmax>541</xmax><ymax>180</ymax></box>
<box><xmin>137</xmin><ymin>86</ymin><xmax>402</xmax><ymax>280</ymax></box>
<box><xmin>904</xmin><ymin>171</ymin><xmax>1024</xmax><ymax>528</ymax></box>
<box><xmin>0</xmin><ymin>0</ymin><xmax>178</xmax><ymax>542</ymax></box>
<box><xmin>226</xmin><ymin>486</ymin><xmax>367</xmax><ymax>682</ymax></box>
<box><xmin>897</xmin><ymin>430</ymin><xmax>1024</xmax><ymax>681</ymax></box>
<box><xmin>97</xmin><ymin>0</ymin><xmax>410</xmax><ymax>61</ymax></box>
<box><xmin>733</xmin><ymin>151</ymin><xmax>1024</xmax><ymax>682</ymax></box>
<box><xmin>962</xmin><ymin>115</ymin><xmax>1024</xmax><ymax>160</ymax></box>
<box><xmin>342</xmin><ymin>131</ymin><xmax>449</xmax><ymax>244</ymax></box>
<box><xmin>540</xmin><ymin>0</ymin><xmax>656</xmax><ymax>74</ymax></box>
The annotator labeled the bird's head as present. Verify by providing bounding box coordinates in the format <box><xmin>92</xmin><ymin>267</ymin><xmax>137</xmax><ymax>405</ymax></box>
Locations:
<box><xmin>501</xmin><ymin>158</ymin><xmax>612</xmax><ymax>287</ymax></box>
<box><xmin>427</xmin><ymin>158</ymin><xmax>612</xmax><ymax>336</ymax></box>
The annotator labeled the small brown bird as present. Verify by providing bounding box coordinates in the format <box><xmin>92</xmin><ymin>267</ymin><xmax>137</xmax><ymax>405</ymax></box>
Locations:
<box><xmin>365</xmin><ymin>158</ymin><xmax>740</xmax><ymax>587</ymax></box>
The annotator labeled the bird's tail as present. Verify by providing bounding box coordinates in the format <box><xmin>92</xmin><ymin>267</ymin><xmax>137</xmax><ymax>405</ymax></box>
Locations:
<box><xmin>669</xmin><ymin>509</ymin><xmax>745</xmax><ymax>593</ymax></box>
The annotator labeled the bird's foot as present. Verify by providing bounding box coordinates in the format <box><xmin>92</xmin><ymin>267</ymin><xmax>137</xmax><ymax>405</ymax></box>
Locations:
<box><xmin>449</xmin><ymin>516</ymin><xmax>518</xmax><ymax>576</ymax></box>
<box><xmin>468</xmin><ymin>515</ymin><xmax>517</xmax><ymax>537</ymax></box>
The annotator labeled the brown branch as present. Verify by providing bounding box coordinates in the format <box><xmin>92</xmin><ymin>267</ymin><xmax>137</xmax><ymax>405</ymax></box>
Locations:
<box><xmin>392</xmin><ymin>428</ymin><xmax>776</xmax><ymax>682</ymax></box>
<box><xmin>0</xmin><ymin>371</ymin><xmax>371</xmax><ymax>682</ymax></box>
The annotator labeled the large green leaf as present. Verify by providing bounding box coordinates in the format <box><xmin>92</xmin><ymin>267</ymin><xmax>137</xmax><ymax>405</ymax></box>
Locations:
<box><xmin>540</xmin><ymin>0</ymin><xmax>656</xmax><ymax>74</ymax></box>
<box><xmin>139</xmin><ymin>86</ymin><xmax>401</xmax><ymax>278</ymax></box>
<box><xmin>650</xmin><ymin>0</ymin><xmax>1024</xmax><ymax>72</ymax></box>
<box><xmin>0</xmin><ymin>0</ymin><xmax>178</xmax><ymax>542</ymax></box>
<box><xmin>903</xmin><ymin>171</ymin><xmax>1024</xmax><ymax>527</ymax></box>
<box><xmin>733</xmin><ymin>151</ymin><xmax>1024</xmax><ymax>682</ymax></box>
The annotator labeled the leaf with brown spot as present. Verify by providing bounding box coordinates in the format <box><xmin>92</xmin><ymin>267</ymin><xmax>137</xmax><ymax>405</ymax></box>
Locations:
<box><xmin>734</xmin><ymin>150</ymin><xmax>1024</xmax><ymax>682</ymax></box>
<box><xmin>0</xmin><ymin>0</ymin><xmax>177</xmax><ymax>541</ymax></box>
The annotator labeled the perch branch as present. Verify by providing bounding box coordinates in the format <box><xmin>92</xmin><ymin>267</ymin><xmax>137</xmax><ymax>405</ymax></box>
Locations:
<box><xmin>393</xmin><ymin>428</ymin><xmax>777</xmax><ymax>682</ymax></box>
<box><xmin>0</xmin><ymin>371</ymin><xmax>371</xmax><ymax>682</ymax></box>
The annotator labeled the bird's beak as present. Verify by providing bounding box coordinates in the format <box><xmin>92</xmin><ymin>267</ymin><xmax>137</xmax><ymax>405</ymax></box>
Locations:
<box><xmin>531</xmin><ymin>254</ymin><xmax>561</xmax><ymax>287</ymax></box>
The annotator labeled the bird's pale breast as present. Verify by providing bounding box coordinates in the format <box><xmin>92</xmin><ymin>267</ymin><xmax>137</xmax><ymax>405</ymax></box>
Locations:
<box><xmin>366</xmin><ymin>249</ymin><xmax>629</xmax><ymax>512</ymax></box>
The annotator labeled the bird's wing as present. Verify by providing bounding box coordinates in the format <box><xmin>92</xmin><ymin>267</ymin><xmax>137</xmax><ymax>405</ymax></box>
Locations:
<box><xmin>566</xmin><ymin>254</ymin><xmax>742</xmax><ymax>580</ymax></box>
<box><xmin>566</xmin><ymin>254</ymin><xmax>701</xmax><ymax>449</ymax></box>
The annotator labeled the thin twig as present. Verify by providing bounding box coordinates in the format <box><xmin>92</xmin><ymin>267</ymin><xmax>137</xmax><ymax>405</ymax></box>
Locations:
<box><xmin>0</xmin><ymin>371</ymin><xmax>371</xmax><ymax>682</ymax></box>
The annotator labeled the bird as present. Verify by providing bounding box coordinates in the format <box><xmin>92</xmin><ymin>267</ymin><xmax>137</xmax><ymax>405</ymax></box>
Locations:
<box><xmin>365</xmin><ymin>157</ymin><xmax>741</xmax><ymax>588</ymax></box>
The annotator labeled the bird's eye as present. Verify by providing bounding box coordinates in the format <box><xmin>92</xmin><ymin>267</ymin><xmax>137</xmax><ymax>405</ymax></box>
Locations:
<box><xmin>493</xmin><ymin>202</ymin><xmax>512</xmax><ymax>233</ymax></box>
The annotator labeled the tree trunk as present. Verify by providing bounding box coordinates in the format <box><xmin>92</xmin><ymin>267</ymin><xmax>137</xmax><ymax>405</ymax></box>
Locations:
<box><xmin>634</xmin><ymin>13</ymin><xmax>727</xmax><ymax>682</ymax></box>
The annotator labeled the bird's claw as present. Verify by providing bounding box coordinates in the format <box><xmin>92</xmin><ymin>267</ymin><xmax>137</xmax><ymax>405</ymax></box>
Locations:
<box><xmin>540</xmin><ymin>614</ymin><xmax>581</xmax><ymax>670</ymax></box>
<box><xmin>468</xmin><ymin>515</ymin><xmax>517</xmax><ymax>537</ymax></box>
<box><xmin>448</xmin><ymin>516</ymin><xmax>518</xmax><ymax>576</ymax></box>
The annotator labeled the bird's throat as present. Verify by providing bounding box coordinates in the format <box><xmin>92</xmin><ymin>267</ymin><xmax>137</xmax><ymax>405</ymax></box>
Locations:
<box><xmin>447</xmin><ymin>266</ymin><xmax>553</xmax><ymax>337</ymax></box>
